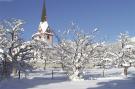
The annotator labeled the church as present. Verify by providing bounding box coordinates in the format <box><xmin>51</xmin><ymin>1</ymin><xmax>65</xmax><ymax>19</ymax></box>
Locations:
<box><xmin>32</xmin><ymin>0</ymin><xmax>53</xmax><ymax>46</ymax></box>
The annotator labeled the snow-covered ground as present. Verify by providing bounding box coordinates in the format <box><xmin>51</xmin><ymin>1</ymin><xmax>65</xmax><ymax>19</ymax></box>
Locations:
<box><xmin>0</xmin><ymin>67</ymin><xmax>135</xmax><ymax>89</ymax></box>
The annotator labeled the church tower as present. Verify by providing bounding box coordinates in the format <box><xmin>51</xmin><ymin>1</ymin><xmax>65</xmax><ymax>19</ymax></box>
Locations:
<box><xmin>32</xmin><ymin>0</ymin><xmax>53</xmax><ymax>46</ymax></box>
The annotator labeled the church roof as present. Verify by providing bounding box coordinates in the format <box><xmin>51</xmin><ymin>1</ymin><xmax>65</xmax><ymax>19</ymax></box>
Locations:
<box><xmin>41</xmin><ymin>0</ymin><xmax>47</xmax><ymax>22</ymax></box>
<box><xmin>39</xmin><ymin>0</ymin><xmax>53</xmax><ymax>34</ymax></box>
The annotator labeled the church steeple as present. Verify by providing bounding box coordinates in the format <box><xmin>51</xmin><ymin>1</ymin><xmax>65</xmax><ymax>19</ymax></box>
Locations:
<box><xmin>41</xmin><ymin>0</ymin><xmax>47</xmax><ymax>22</ymax></box>
<box><xmin>32</xmin><ymin>0</ymin><xmax>53</xmax><ymax>46</ymax></box>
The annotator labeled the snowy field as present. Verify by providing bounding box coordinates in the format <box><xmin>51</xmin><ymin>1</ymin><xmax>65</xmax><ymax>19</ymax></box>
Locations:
<box><xmin>0</xmin><ymin>67</ymin><xmax>135</xmax><ymax>89</ymax></box>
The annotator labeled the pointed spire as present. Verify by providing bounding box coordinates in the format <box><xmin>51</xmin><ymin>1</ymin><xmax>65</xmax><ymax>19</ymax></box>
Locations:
<box><xmin>41</xmin><ymin>0</ymin><xmax>47</xmax><ymax>22</ymax></box>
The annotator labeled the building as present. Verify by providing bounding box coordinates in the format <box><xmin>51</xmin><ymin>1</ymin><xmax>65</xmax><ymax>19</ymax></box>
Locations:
<box><xmin>32</xmin><ymin>0</ymin><xmax>53</xmax><ymax>46</ymax></box>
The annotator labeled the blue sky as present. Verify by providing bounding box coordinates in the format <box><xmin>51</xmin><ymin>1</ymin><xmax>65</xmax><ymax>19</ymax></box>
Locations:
<box><xmin>0</xmin><ymin>0</ymin><xmax>135</xmax><ymax>42</ymax></box>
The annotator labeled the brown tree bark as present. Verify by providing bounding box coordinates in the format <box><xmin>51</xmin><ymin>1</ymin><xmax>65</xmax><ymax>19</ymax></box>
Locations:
<box><xmin>124</xmin><ymin>66</ymin><xmax>128</xmax><ymax>76</ymax></box>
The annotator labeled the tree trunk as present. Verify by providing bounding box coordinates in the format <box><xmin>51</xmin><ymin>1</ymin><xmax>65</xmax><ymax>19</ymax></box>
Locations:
<box><xmin>124</xmin><ymin>67</ymin><xmax>128</xmax><ymax>76</ymax></box>
<box><xmin>44</xmin><ymin>60</ymin><xmax>46</xmax><ymax>70</ymax></box>
<box><xmin>61</xmin><ymin>63</ymin><xmax>64</xmax><ymax>70</ymax></box>
<box><xmin>103</xmin><ymin>69</ymin><xmax>105</xmax><ymax>77</ymax></box>
<box><xmin>130</xmin><ymin>63</ymin><xmax>132</xmax><ymax>67</ymax></box>
<box><xmin>69</xmin><ymin>67</ymin><xmax>83</xmax><ymax>81</ymax></box>
<box><xmin>2</xmin><ymin>61</ymin><xmax>7</xmax><ymax>79</ymax></box>
<box><xmin>18</xmin><ymin>70</ymin><xmax>21</xmax><ymax>79</ymax></box>
<box><xmin>52</xmin><ymin>70</ymin><xmax>54</xmax><ymax>79</ymax></box>
<box><xmin>12</xmin><ymin>66</ymin><xmax>17</xmax><ymax>77</ymax></box>
<box><xmin>1</xmin><ymin>60</ymin><xmax>11</xmax><ymax>79</ymax></box>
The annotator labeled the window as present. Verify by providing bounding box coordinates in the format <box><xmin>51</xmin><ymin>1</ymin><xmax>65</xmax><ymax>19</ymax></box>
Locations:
<box><xmin>47</xmin><ymin>35</ymin><xmax>50</xmax><ymax>40</ymax></box>
<box><xmin>39</xmin><ymin>36</ymin><xmax>41</xmax><ymax>39</ymax></box>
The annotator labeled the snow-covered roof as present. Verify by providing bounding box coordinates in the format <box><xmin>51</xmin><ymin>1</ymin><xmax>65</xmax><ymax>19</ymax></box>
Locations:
<box><xmin>32</xmin><ymin>32</ymin><xmax>41</xmax><ymax>38</ymax></box>
<box><xmin>40</xmin><ymin>21</ymin><xmax>48</xmax><ymax>33</ymax></box>
<box><xmin>122</xmin><ymin>63</ymin><xmax>130</xmax><ymax>67</ymax></box>
<box><xmin>103</xmin><ymin>58</ymin><xmax>112</xmax><ymax>61</ymax></box>
<box><xmin>124</xmin><ymin>45</ymin><xmax>134</xmax><ymax>49</ymax></box>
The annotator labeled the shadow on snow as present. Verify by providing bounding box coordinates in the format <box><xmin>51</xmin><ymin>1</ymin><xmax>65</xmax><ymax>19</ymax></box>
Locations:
<box><xmin>87</xmin><ymin>78</ymin><xmax>135</xmax><ymax>89</ymax></box>
<box><xmin>0</xmin><ymin>76</ymin><xmax>69</xmax><ymax>89</ymax></box>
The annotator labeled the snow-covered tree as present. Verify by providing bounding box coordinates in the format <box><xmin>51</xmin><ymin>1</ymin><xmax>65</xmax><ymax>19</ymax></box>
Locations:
<box><xmin>92</xmin><ymin>42</ymin><xmax>110</xmax><ymax>77</ymax></box>
<box><xmin>31</xmin><ymin>39</ymin><xmax>52</xmax><ymax>69</ymax></box>
<box><xmin>110</xmin><ymin>32</ymin><xmax>135</xmax><ymax>76</ymax></box>
<box><xmin>0</xmin><ymin>18</ymin><xmax>34</xmax><ymax>78</ymax></box>
<box><xmin>54</xmin><ymin>24</ymin><xmax>99</xmax><ymax>80</ymax></box>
